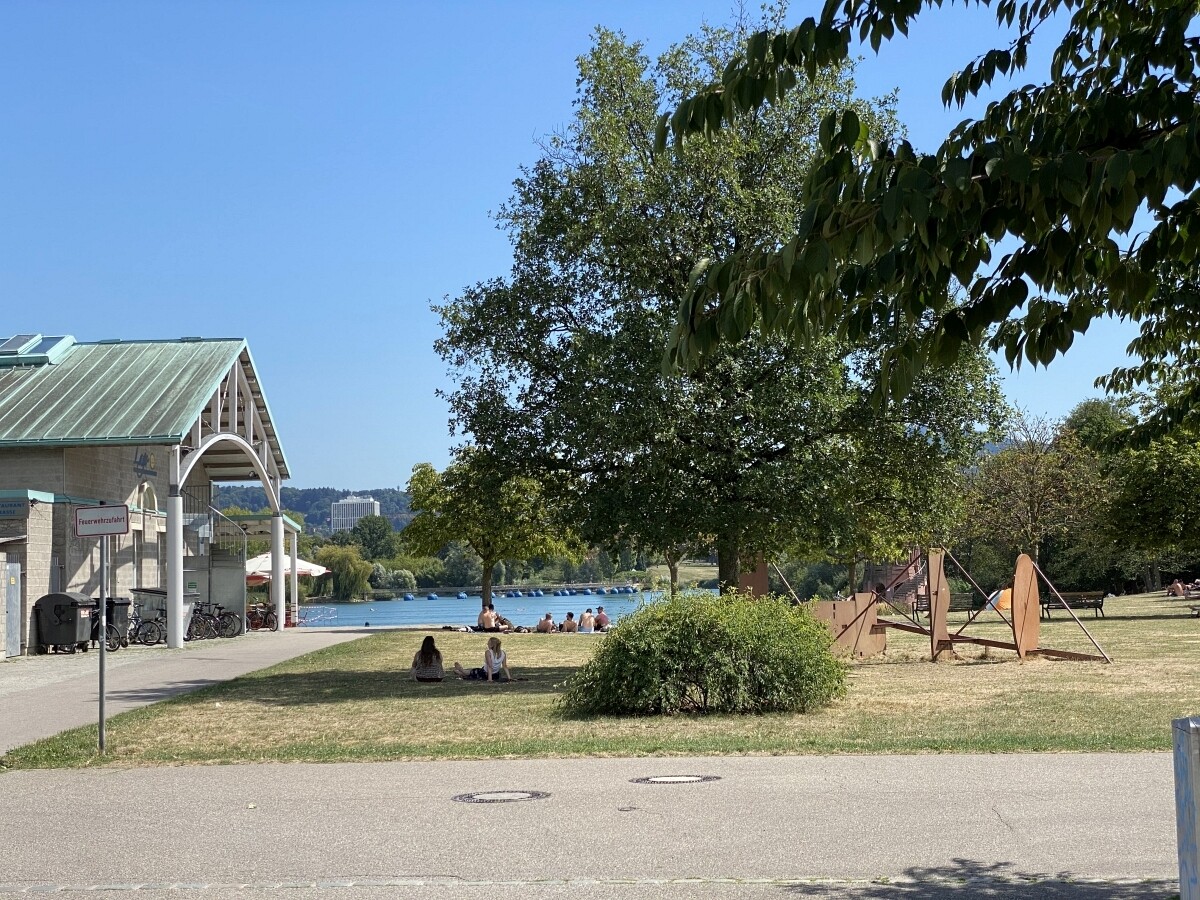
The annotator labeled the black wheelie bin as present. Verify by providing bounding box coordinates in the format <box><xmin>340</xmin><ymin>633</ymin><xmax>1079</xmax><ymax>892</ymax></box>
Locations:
<box><xmin>32</xmin><ymin>592</ymin><xmax>93</xmax><ymax>654</ymax></box>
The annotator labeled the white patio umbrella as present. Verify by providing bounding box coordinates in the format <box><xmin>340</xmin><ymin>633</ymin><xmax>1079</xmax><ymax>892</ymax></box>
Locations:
<box><xmin>245</xmin><ymin>552</ymin><xmax>329</xmax><ymax>584</ymax></box>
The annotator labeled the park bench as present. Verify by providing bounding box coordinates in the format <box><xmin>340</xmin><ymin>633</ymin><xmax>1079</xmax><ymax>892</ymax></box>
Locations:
<box><xmin>1040</xmin><ymin>591</ymin><xmax>1105</xmax><ymax>620</ymax></box>
<box><xmin>912</xmin><ymin>593</ymin><xmax>979</xmax><ymax>617</ymax></box>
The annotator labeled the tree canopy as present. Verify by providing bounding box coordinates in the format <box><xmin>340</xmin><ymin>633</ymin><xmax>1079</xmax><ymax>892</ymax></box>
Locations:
<box><xmin>658</xmin><ymin>1</ymin><xmax>1200</xmax><ymax>418</ymax></box>
<box><xmin>402</xmin><ymin>450</ymin><xmax>577</xmax><ymax>606</ymax></box>
<box><xmin>439</xmin><ymin>17</ymin><xmax>1006</xmax><ymax>589</ymax></box>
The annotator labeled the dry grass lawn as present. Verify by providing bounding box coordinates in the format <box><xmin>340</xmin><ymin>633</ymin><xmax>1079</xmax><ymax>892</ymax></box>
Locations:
<box><xmin>3</xmin><ymin>592</ymin><xmax>1196</xmax><ymax>769</ymax></box>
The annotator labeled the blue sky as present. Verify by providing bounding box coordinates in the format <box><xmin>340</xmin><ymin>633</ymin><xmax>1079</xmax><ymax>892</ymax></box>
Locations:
<box><xmin>0</xmin><ymin>1</ymin><xmax>1134</xmax><ymax>489</ymax></box>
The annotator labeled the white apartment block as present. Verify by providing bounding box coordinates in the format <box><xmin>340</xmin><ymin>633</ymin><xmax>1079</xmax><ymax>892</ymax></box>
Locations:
<box><xmin>331</xmin><ymin>495</ymin><xmax>379</xmax><ymax>533</ymax></box>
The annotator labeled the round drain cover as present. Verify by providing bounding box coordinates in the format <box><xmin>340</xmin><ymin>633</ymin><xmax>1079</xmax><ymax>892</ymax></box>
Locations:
<box><xmin>452</xmin><ymin>790</ymin><xmax>550</xmax><ymax>804</ymax></box>
<box><xmin>630</xmin><ymin>775</ymin><xmax>721</xmax><ymax>785</ymax></box>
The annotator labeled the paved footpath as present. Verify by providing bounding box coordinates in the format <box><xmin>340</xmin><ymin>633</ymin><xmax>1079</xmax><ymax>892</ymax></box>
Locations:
<box><xmin>0</xmin><ymin>754</ymin><xmax>1180</xmax><ymax>898</ymax></box>
<box><xmin>0</xmin><ymin>628</ymin><xmax>365</xmax><ymax>753</ymax></box>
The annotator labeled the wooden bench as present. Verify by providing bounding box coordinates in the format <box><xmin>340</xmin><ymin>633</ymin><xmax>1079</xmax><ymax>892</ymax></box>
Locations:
<box><xmin>912</xmin><ymin>593</ymin><xmax>979</xmax><ymax>616</ymax></box>
<box><xmin>1040</xmin><ymin>591</ymin><xmax>1105</xmax><ymax>620</ymax></box>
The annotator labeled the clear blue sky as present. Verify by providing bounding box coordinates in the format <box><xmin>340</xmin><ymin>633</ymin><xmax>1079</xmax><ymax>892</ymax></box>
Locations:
<box><xmin>0</xmin><ymin>1</ymin><xmax>1134</xmax><ymax>489</ymax></box>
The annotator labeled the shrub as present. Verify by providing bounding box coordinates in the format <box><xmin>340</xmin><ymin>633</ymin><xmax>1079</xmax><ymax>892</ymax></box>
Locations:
<box><xmin>560</xmin><ymin>589</ymin><xmax>847</xmax><ymax>716</ymax></box>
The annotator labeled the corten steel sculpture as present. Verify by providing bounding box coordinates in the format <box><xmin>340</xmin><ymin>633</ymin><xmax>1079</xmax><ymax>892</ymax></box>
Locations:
<box><xmin>875</xmin><ymin>549</ymin><xmax>1110</xmax><ymax>663</ymax></box>
<box><xmin>810</xmin><ymin>592</ymin><xmax>887</xmax><ymax>659</ymax></box>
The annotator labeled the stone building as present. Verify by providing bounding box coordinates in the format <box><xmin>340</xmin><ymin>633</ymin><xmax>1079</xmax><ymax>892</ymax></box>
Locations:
<box><xmin>0</xmin><ymin>333</ymin><xmax>296</xmax><ymax>656</ymax></box>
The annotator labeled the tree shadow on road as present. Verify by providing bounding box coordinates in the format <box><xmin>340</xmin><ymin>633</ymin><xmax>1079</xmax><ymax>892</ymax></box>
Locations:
<box><xmin>781</xmin><ymin>860</ymin><xmax>1177</xmax><ymax>898</ymax></box>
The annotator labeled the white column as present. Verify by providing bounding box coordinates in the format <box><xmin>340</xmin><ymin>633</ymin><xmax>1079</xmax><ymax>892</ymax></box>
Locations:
<box><xmin>271</xmin><ymin>512</ymin><xmax>284</xmax><ymax>631</ymax></box>
<box><xmin>289</xmin><ymin>530</ymin><xmax>299</xmax><ymax>627</ymax></box>
<box><xmin>167</xmin><ymin>445</ymin><xmax>185</xmax><ymax>648</ymax></box>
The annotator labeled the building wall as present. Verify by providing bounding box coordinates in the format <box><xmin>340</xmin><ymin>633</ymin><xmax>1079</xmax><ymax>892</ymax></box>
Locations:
<box><xmin>61</xmin><ymin>445</ymin><xmax>172</xmax><ymax>599</ymax></box>
<box><xmin>0</xmin><ymin>444</ymin><xmax>174</xmax><ymax>653</ymax></box>
<box><xmin>0</xmin><ymin>447</ymin><xmax>66</xmax><ymax>494</ymax></box>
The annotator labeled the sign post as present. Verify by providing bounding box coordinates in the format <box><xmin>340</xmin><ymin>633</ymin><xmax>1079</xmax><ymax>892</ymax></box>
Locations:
<box><xmin>74</xmin><ymin>504</ymin><xmax>130</xmax><ymax>753</ymax></box>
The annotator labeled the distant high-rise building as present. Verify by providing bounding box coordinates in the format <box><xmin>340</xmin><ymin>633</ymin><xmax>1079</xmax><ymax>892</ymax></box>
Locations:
<box><xmin>331</xmin><ymin>495</ymin><xmax>380</xmax><ymax>533</ymax></box>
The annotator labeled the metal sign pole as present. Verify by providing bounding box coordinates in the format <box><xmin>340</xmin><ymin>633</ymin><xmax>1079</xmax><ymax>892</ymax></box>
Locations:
<box><xmin>98</xmin><ymin>533</ymin><xmax>108</xmax><ymax>753</ymax></box>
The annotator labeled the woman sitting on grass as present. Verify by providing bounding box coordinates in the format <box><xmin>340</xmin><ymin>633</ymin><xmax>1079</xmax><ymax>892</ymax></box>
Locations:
<box><xmin>454</xmin><ymin>636</ymin><xmax>510</xmax><ymax>682</ymax></box>
<box><xmin>411</xmin><ymin>635</ymin><xmax>444</xmax><ymax>683</ymax></box>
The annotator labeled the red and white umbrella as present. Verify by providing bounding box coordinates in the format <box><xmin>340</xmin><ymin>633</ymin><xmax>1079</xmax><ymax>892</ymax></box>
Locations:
<box><xmin>245</xmin><ymin>552</ymin><xmax>329</xmax><ymax>585</ymax></box>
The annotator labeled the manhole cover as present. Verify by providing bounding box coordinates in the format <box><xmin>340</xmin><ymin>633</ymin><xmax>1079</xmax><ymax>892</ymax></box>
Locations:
<box><xmin>452</xmin><ymin>790</ymin><xmax>550</xmax><ymax>804</ymax></box>
<box><xmin>630</xmin><ymin>775</ymin><xmax>721</xmax><ymax>785</ymax></box>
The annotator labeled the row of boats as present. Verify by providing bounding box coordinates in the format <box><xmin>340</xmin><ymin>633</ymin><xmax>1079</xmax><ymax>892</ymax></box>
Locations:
<box><xmin>398</xmin><ymin>586</ymin><xmax>640</xmax><ymax>602</ymax></box>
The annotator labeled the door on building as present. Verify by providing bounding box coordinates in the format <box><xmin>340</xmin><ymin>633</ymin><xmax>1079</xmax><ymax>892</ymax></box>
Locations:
<box><xmin>4</xmin><ymin>561</ymin><xmax>20</xmax><ymax>658</ymax></box>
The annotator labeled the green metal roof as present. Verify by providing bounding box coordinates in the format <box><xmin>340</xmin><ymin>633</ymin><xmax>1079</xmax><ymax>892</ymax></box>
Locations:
<box><xmin>0</xmin><ymin>336</ymin><xmax>244</xmax><ymax>447</ymax></box>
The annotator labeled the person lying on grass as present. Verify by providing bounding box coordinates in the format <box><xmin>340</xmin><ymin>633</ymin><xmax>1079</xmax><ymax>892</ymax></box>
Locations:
<box><xmin>453</xmin><ymin>636</ymin><xmax>511</xmax><ymax>682</ymax></box>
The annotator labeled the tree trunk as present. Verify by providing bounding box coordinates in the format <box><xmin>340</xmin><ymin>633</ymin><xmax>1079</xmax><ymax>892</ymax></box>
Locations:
<box><xmin>481</xmin><ymin>560</ymin><xmax>494</xmax><ymax>609</ymax></box>
<box><xmin>664</xmin><ymin>547</ymin><xmax>681</xmax><ymax>597</ymax></box>
<box><xmin>716</xmin><ymin>528</ymin><xmax>740</xmax><ymax>594</ymax></box>
<box><xmin>846</xmin><ymin>557</ymin><xmax>858</xmax><ymax>598</ymax></box>
<box><xmin>1150</xmin><ymin>560</ymin><xmax>1162</xmax><ymax>591</ymax></box>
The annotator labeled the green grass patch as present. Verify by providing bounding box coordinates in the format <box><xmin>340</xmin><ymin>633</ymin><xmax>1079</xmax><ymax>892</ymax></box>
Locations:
<box><xmin>3</xmin><ymin>592</ymin><xmax>1196</xmax><ymax>769</ymax></box>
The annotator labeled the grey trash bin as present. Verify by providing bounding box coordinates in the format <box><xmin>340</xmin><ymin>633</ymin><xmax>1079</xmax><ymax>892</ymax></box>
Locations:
<box><xmin>33</xmin><ymin>592</ymin><xmax>94</xmax><ymax>654</ymax></box>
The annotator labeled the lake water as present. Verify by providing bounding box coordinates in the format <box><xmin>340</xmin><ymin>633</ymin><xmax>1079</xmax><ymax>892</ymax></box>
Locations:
<box><xmin>298</xmin><ymin>590</ymin><xmax>662</xmax><ymax>629</ymax></box>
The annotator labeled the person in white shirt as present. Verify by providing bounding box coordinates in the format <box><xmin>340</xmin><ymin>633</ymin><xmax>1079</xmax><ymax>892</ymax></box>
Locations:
<box><xmin>454</xmin><ymin>636</ymin><xmax>510</xmax><ymax>682</ymax></box>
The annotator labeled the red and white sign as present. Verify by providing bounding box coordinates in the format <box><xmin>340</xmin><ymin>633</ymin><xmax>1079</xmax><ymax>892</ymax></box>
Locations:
<box><xmin>74</xmin><ymin>504</ymin><xmax>130</xmax><ymax>537</ymax></box>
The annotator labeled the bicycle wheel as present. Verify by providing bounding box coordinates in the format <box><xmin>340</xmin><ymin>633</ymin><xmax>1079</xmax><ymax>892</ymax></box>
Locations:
<box><xmin>219</xmin><ymin>613</ymin><xmax>242</xmax><ymax>638</ymax></box>
<box><xmin>105</xmin><ymin>623</ymin><xmax>121</xmax><ymax>652</ymax></box>
<box><xmin>264</xmin><ymin>610</ymin><xmax>278</xmax><ymax>630</ymax></box>
<box><xmin>137</xmin><ymin>620</ymin><xmax>163</xmax><ymax>645</ymax></box>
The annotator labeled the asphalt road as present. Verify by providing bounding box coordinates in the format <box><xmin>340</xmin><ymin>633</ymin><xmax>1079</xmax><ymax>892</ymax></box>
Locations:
<box><xmin>0</xmin><ymin>753</ymin><xmax>1179</xmax><ymax>898</ymax></box>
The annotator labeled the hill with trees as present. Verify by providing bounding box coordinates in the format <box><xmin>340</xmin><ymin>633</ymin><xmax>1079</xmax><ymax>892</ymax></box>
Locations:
<box><xmin>214</xmin><ymin>485</ymin><xmax>413</xmax><ymax>532</ymax></box>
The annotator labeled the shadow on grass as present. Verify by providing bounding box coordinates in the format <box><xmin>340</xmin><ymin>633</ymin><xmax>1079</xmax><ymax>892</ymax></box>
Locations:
<box><xmin>781</xmin><ymin>860</ymin><xmax>1176</xmax><ymax>898</ymax></box>
<box><xmin>162</xmin><ymin>665</ymin><xmax>584</xmax><ymax>706</ymax></box>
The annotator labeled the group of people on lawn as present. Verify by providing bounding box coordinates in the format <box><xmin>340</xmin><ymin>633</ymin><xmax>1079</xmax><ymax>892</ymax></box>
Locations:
<box><xmin>409</xmin><ymin>604</ymin><xmax>612</xmax><ymax>684</ymax></box>
<box><xmin>410</xmin><ymin>634</ymin><xmax>509</xmax><ymax>683</ymax></box>
<box><xmin>535</xmin><ymin>607</ymin><xmax>609</xmax><ymax>633</ymax></box>
<box><xmin>1168</xmin><ymin>579</ymin><xmax>1200</xmax><ymax>597</ymax></box>
<box><xmin>476</xmin><ymin>603</ymin><xmax>610</xmax><ymax>633</ymax></box>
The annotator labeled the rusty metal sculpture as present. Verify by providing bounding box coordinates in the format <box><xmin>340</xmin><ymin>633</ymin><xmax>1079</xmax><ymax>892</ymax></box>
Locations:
<box><xmin>873</xmin><ymin>549</ymin><xmax>1110</xmax><ymax>663</ymax></box>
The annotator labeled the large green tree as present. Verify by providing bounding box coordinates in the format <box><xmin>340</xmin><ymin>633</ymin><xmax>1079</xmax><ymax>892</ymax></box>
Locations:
<box><xmin>402</xmin><ymin>451</ymin><xmax>576</xmax><ymax>607</ymax></box>
<box><xmin>658</xmin><ymin>1</ymin><xmax>1200</xmax><ymax>419</ymax></box>
<box><xmin>349</xmin><ymin>514</ymin><xmax>396</xmax><ymax>561</ymax></box>
<box><xmin>440</xmin><ymin>17</ymin><xmax>1004</xmax><ymax>589</ymax></box>
<box><xmin>960</xmin><ymin>412</ymin><xmax>1101</xmax><ymax>565</ymax></box>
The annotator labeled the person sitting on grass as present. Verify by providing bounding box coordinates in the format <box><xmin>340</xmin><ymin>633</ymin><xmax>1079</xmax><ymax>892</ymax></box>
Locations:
<box><xmin>536</xmin><ymin>612</ymin><xmax>556</xmax><ymax>633</ymax></box>
<box><xmin>477</xmin><ymin>605</ymin><xmax>497</xmax><ymax>630</ymax></box>
<box><xmin>411</xmin><ymin>635</ymin><xmax>444</xmax><ymax>683</ymax></box>
<box><xmin>453</xmin><ymin>636</ymin><xmax>510</xmax><ymax>682</ymax></box>
<box><xmin>560</xmin><ymin>611</ymin><xmax>578</xmax><ymax>633</ymax></box>
<box><xmin>579</xmin><ymin>608</ymin><xmax>596</xmax><ymax>633</ymax></box>
<box><xmin>595</xmin><ymin>606</ymin><xmax>610</xmax><ymax>630</ymax></box>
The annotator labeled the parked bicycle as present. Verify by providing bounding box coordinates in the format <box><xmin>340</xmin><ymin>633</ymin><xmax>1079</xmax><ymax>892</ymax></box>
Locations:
<box><xmin>246</xmin><ymin>603</ymin><xmax>278</xmax><ymax>631</ymax></box>
<box><xmin>134</xmin><ymin>607</ymin><xmax>167</xmax><ymax>646</ymax></box>
<box><xmin>90</xmin><ymin>613</ymin><xmax>122</xmax><ymax>652</ymax></box>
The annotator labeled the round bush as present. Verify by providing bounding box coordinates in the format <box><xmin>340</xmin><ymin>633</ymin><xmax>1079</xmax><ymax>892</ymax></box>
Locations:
<box><xmin>560</xmin><ymin>589</ymin><xmax>847</xmax><ymax>716</ymax></box>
